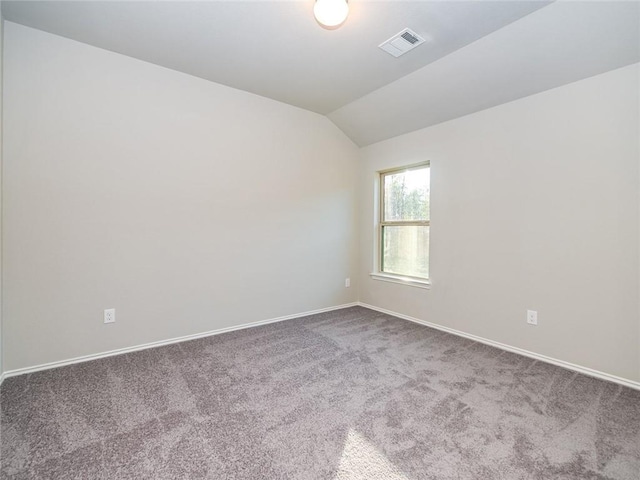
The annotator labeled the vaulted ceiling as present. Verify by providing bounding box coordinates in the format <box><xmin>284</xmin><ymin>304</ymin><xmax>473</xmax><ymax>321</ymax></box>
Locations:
<box><xmin>3</xmin><ymin>1</ymin><xmax>639</xmax><ymax>146</ymax></box>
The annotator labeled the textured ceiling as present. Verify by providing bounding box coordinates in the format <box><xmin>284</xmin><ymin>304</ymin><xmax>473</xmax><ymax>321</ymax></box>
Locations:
<box><xmin>3</xmin><ymin>1</ymin><xmax>639</xmax><ymax>146</ymax></box>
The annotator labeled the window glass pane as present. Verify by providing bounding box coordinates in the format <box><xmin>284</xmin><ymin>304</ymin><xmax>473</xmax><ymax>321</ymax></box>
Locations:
<box><xmin>383</xmin><ymin>167</ymin><xmax>430</xmax><ymax>222</ymax></box>
<box><xmin>382</xmin><ymin>225</ymin><xmax>429</xmax><ymax>279</ymax></box>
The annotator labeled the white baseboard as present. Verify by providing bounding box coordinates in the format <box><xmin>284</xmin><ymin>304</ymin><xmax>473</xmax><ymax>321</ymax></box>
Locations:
<box><xmin>358</xmin><ymin>302</ymin><xmax>640</xmax><ymax>391</ymax></box>
<box><xmin>0</xmin><ymin>302</ymin><xmax>358</xmax><ymax>383</ymax></box>
<box><xmin>3</xmin><ymin>301</ymin><xmax>638</xmax><ymax>392</ymax></box>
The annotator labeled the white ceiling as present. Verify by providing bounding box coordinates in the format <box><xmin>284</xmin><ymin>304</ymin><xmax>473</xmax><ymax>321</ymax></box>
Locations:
<box><xmin>1</xmin><ymin>0</ymin><xmax>550</xmax><ymax>114</ymax></box>
<box><xmin>330</xmin><ymin>1</ymin><xmax>640</xmax><ymax>145</ymax></box>
<box><xmin>3</xmin><ymin>1</ymin><xmax>639</xmax><ymax>146</ymax></box>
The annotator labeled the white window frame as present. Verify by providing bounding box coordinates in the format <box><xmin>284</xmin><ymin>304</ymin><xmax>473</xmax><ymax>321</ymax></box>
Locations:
<box><xmin>370</xmin><ymin>162</ymin><xmax>431</xmax><ymax>289</ymax></box>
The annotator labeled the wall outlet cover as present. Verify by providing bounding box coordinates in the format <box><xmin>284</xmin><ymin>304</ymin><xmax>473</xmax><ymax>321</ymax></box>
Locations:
<box><xmin>104</xmin><ymin>308</ymin><xmax>116</xmax><ymax>324</ymax></box>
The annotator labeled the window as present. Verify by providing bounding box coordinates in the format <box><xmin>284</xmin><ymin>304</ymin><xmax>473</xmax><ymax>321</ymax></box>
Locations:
<box><xmin>376</xmin><ymin>162</ymin><xmax>430</xmax><ymax>285</ymax></box>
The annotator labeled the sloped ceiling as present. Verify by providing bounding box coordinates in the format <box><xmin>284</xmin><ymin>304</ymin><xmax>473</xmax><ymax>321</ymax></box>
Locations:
<box><xmin>3</xmin><ymin>1</ymin><xmax>639</xmax><ymax>146</ymax></box>
<box><xmin>329</xmin><ymin>1</ymin><xmax>640</xmax><ymax>145</ymax></box>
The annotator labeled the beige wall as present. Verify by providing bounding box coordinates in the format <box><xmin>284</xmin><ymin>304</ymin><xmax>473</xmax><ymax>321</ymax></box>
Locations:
<box><xmin>358</xmin><ymin>64</ymin><xmax>640</xmax><ymax>382</ymax></box>
<box><xmin>2</xmin><ymin>22</ymin><xmax>359</xmax><ymax>371</ymax></box>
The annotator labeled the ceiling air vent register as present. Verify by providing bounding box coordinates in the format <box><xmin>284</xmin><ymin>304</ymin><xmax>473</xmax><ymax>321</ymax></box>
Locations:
<box><xmin>379</xmin><ymin>28</ymin><xmax>426</xmax><ymax>57</ymax></box>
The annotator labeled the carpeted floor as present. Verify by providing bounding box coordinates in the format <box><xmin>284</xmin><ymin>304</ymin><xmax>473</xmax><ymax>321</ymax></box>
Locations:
<box><xmin>1</xmin><ymin>306</ymin><xmax>639</xmax><ymax>479</ymax></box>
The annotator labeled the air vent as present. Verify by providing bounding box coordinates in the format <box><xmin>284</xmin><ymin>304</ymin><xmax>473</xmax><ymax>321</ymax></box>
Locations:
<box><xmin>401</xmin><ymin>31</ymin><xmax>420</xmax><ymax>44</ymax></box>
<box><xmin>379</xmin><ymin>28</ymin><xmax>426</xmax><ymax>58</ymax></box>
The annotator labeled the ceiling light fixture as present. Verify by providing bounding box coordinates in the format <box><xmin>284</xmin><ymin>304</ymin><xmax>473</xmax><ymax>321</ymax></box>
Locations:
<box><xmin>314</xmin><ymin>0</ymin><xmax>349</xmax><ymax>29</ymax></box>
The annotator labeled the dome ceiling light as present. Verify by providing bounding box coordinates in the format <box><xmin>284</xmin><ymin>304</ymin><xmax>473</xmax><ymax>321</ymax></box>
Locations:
<box><xmin>314</xmin><ymin>0</ymin><xmax>349</xmax><ymax>29</ymax></box>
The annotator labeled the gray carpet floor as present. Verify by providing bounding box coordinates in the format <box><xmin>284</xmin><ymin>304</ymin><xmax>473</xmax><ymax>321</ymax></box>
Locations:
<box><xmin>1</xmin><ymin>306</ymin><xmax>639</xmax><ymax>479</ymax></box>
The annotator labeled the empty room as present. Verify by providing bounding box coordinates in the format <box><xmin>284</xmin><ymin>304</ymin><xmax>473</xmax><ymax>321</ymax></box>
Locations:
<box><xmin>0</xmin><ymin>0</ymin><xmax>639</xmax><ymax>479</ymax></box>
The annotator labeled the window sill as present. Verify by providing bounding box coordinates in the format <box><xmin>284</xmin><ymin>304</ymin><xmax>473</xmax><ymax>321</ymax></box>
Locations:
<box><xmin>369</xmin><ymin>273</ymin><xmax>431</xmax><ymax>289</ymax></box>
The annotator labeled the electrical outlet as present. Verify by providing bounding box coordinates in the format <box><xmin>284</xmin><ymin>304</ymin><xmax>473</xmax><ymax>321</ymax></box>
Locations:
<box><xmin>104</xmin><ymin>308</ymin><xmax>115</xmax><ymax>324</ymax></box>
<box><xmin>345</xmin><ymin>278</ymin><xmax>351</xmax><ymax>288</ymax></box>
<box><xmin>526</xmin><ymin>310</ymin><xmax>537</xmax><ymax>326</ymax></box>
